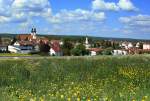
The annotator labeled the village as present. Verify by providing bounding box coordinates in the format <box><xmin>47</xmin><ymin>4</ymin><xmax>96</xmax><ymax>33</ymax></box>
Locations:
<box><xmin>0</xmin><ymin>28</ymin><xmax>150</xmax><ymax>56</ymax></box>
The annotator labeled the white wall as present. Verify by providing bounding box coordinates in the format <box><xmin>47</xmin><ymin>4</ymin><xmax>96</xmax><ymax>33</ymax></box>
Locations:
<box><xmin>143</xmin><ymin>44</ymin><xmax>150</xmax><ymax>50</ymax></box>
<box><xmin>90</xmin><ymin>51</ymin><xmax>97</xmax><ymax>56</ymax></box>
<box><xmin>49</xmin><ymin>48</ymin><xmax>56</xmax><ymax>56</ymax></box>
<box><xmin>113</xmin><ymin>50</ymin><xmax>127</xmax><ymax>55</ymax></box>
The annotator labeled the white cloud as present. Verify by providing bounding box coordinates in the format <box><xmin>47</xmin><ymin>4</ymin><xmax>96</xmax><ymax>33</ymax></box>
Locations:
<box><xmin>0</xmin><ymin>0</ymin><xmax>52</xmax><ymax>26</ymax></box>
<box><xmin>12</xmin><ymin>0</ymin><xmax>52</xmax><ymax>17</ymax></box>
<box><xmin>119</xmin><ymin>14</ymin><xmax>150</xmax><ymax>27</ymax></box>
<box><xmin>118</xmin><ymin>0</ymin><xmax>137</xmax><ymax>11</ymax></box>
<box><xmin>92</xmin><ymin>0</ymin><xmax>119</xmax><ymax>11</ymax></box>
<box><xmin>119</xmin><ymin>14</ymin><xmax>150</xmax><ymax>34</ymax></box>
<box><xmin>92</xmin><ymin>0</ymin><xmax>137</xmax><ymax>11</ymax></box>
<box><xmin>48</xmin><ymin>9</ymin><xmax>106</xmax><ymax>23</ymax></box>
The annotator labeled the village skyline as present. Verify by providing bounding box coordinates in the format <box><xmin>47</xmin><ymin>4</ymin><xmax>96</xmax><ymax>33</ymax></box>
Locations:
<box><xmin>0</xmin><ymin>0</ymin><xmax>150</xmax><ymax>39</ymax></box>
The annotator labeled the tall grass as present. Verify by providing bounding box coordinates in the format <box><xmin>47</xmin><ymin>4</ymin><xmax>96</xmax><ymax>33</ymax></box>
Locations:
<box><xmin>0</xmin><ymin>56</ymin><xmax>150</xmax><ymax>101</ymax></box>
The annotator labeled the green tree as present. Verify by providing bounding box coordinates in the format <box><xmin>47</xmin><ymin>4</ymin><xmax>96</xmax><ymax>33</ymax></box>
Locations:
<box><xmin>71</xmin><ymin>48</ymin><xmax>82</xmax><ymax>56</ymax></box>
<box><xmin>139</xmin><ymin>43</ymin><xmax>143</xmax><ymax>49</ymax></box>
<box><xmin>61</xmin><ymin>38</ymin><xmax>73</xmax><ymax>56</ymax></box>
<box><xmin>10</xmin><ymin>37</ymin><xmax>17</xmax><ymax>45</ymax></box>
<box><xmin>71</xmin><ymin>44</ymin><xmax>89</xmax><ymax>56</ymax></box>
<box><xmin>0</xmin><ymin>37</ymin><xmax>2</xmax><ymax>44</ymax></box>
<box><xmin>102</xmin><ymin>47</ymin><xmax>113</xmax><ymax>55</ymax></box>
<box><xmin>39</xmin><ymin>43</ymin><xmax>50</xmax><ymax>55</ymax></box>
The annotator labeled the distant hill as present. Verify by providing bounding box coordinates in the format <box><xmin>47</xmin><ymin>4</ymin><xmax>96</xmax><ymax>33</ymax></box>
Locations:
<box><xmin>0</xmin><ymin>33</ymin><xmax>150</xmax><ymax>42</ymax></box>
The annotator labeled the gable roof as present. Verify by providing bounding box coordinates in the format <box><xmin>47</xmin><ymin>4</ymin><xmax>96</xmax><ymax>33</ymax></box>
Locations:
<box><xmin>17</xmin><ymin>34</ymin><xmax>32</xmax><ymax>41</ymax></box>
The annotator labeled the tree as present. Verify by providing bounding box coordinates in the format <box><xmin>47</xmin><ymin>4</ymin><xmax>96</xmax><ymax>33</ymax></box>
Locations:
<box><xmin>39</xmin><ymin>43</ymin><xmax>50</xmax><ymax>54</ymax></box>
<box><xmin>61</xmin><ymin>38</ymin><xmax>73</xmax><ymax>56</ymax></box>
<box><xmin>139</xmin><ymin>43</ymin><xmax>143</xmax><ymax>49</ymax></box>
<box><xmin>10</xmin><ymin>37</ymin><xmax>17</xmax><ymax>45</ymax></box>
<box><xmin>102</xmin><ymin>47</ymin><xmax>113</xmax><ymax>55</ymax></box>
<box><xmin>71</xmin><ymin>48</ymin><xmax>82</xmax><ymax>56</ymax></box>
<box><xmin>0</xmin><ymin>36</ymin><xmax>2</xmax><ymax>44</ymax></box>
<box><xmin>71</xmin><ymin>44</ymin><xmax>89</xmax><ymax>56</ymax></box>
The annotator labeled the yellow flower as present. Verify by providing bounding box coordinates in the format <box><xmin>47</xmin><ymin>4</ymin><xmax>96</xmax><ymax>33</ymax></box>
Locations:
<box><xmin>144</xmin><ymin>96</ymin><xmax>148</xmax><ymax>99</ymax></box>
<box><xmin>60</xmin><ymin>95</ymin><xmax>64</xmax><ymax>99</ymax></box>
<box><xmin>30</xmin><ymin>97</ymin><xmax>36</xmax><ymax>101</ymax></box>
<box><xmin>87</xmin><ymin>99</ymin><xmax>91</xmax><ymax>101</ymax></box>
<box><xmin>94</xmin><ymin>98</ymin><xmax>97</xmax><ymax>101</ymax></box>
<box><xmin>141</xmin><ymin>99</ymin><xmax>145</xmax><ymax>101</ymax></box>
<box><xmin>40</xmin><ymin>97</ymin><xmax>44</xmax><ymax>101</ymax></box>
<box><xmin>77</xmin><ymin>98</ymin><xmax>80</xmax><ymax>101</ymax></box>
<box><xmin>74</xmin><ymin>93</ymin><xmax>77</xmax><ymax>96</ymax></box>
<box><xmin>132</xmin><ymin>99</ymin><xmax>136</xmax><ymax>101</ymax></box>
<box><xmin>68</xmin><ymin>97</ymin><xmax>71</xmax><ymax>101</ymax></box>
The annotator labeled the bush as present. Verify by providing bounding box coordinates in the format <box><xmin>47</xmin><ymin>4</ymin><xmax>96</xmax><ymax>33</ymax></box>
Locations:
<box><xmin>102</xmin><ymin>47</ymin><xmax>113</xmax><ymax>55</ymax></box>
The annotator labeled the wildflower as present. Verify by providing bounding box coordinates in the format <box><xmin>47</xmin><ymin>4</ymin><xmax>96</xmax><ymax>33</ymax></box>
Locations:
<box><xmin>60</xmin><ymin>95</ymin><xmax>64</xmax><ymax>99</ymax></box>
<box><xmin>30</xmin><ymin>98</ymin><xmax>35</xmax><ymax>101</ymax></box>
<box><xmin>144</xmin><ymin>96</ymin><xmax>148</xmax><ymax>99</ymax></box>
<box><xmin>40</xmin><ymin>97</ymin><xmax>44</xmax><ymax>101</ymax></box>
<box><xmin>94</xmin><ymin>98</ymin><xmax>97</xmax><ymax>101</ymax></box>
<box><xmin>30</xmin><ymin>97</ymin><xmax>36</xmax><ymax>101</ymax></box>
<box><xmin>71</xmin><ymin>82</ymin><xmax>74</xmax><ymax>85</ymax></box>
<box><xmin>68</xmin><ymin>97</ymin><xmax>71</xmax><ymax>101</ymax></box>
<box><xmin>77</xmin><ymin>97</ymin><xmax>80</xmax><ymax>101</ymax></box>
<box><xmin>87</xmin><ymin>99</ymin><xmax>91</xmax><ymax>101</ymax></box>
<box><xmin>74</xmin><ymin>93</ymin><xmax>77</xmax><ymax>96</ymax></box>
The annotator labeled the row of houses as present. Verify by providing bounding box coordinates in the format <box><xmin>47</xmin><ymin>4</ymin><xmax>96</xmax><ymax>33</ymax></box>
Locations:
<box><xmin>0</xmin><ymin>28</ymin><xmax>63</xmax><ymax>56</ymax></box>
<box><xmin>0</xmin><ymin>29</ymin><xmax>150</xmax><ymax>56</ymax></box>
<box><xmin>84</xmin><ymin>37</ymin><xmax>150</xmax><ymax>56</ymax></box>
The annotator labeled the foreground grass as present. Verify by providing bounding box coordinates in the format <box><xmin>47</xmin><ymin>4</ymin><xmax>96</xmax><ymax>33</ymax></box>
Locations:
<box><xmin>0</xmin><ymin>53</ymin><xmax>32</xmax><ymax>56</ymax></box>
<box><xmin>0</xmin><ymin>56</ymin><xmax>150</xmax><ymax>101</ymax></box>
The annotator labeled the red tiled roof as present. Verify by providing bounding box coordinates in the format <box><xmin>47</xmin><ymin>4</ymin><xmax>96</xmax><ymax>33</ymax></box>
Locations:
<box><xmin>17</xmin><ymin>34</ymin><xmax>32</xmax><ymax>41</ymax></box>
<box><xmin>51</xmin><ymin>41</ymin><xmax>61</xmax><ymax>52</ymax></box>
<box><xmin>88</xmin><ymin>48</ymin><xmax>102</xmax><ymax>52</ymax></box>
<box><xmin>18</xmin><ymin>41</ymin><xmax>34</xmax><ymax>46</ymax></box>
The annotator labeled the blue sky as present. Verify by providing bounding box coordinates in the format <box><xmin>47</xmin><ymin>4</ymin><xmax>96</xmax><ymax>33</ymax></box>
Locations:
<box><xmin>0</xmin><ymin>0</ymin><xmax>150</xmax><ymax>39</ymax></box>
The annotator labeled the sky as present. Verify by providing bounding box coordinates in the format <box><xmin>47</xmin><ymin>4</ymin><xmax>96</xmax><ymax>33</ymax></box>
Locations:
<box><xmin>0</xmin><ymin>0</ymin><xmax>150</xmax><ymax>39</ymax></box>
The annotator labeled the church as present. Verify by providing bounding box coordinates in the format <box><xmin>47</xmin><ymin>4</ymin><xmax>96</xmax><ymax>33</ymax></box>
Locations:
<box><xmin>8</xmin><ymin>28</ymin><xmax>49</xmax><ymax>54</ymax></box>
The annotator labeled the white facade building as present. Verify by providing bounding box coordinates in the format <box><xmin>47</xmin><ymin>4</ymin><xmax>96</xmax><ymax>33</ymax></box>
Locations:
<box><xmin>121</xmin><ymin>42</ymin><xmax>133</xmax><ymax>49</ymax></box>
<box><xmin>143</xmin><ymin>44</ymin><xmax>150</xmax><ymax>50</ymax></box>
<box><xmin>113</xmin><ymin>50</ymin><xmax>128</xmax><ymax>55</ymax></box>
<box><xmin>90</xmin><ymin>51</ymin><xmax>97</xmax><ymax>56</ymax></box>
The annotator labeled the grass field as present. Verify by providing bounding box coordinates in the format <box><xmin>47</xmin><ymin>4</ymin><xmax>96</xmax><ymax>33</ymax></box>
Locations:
<box><xmin>0</xmin><ymin>56</ymin><xmax>150</xmax><ymax>101</ymax></box>
<box><xmin>0</xmin><ymin>53</ymin><xmax>32</xmax><ymax>57</ymax></box>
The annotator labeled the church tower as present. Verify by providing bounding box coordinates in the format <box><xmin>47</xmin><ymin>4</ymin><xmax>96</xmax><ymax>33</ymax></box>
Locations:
<box><xmin>31</xmin><ymin>28</ymin><xmax>37</xmax><ymax>39</ymax></box>
<box><xmin>85</xmin><ymin>35</ymin><xmax>90</xmax><ymax>49</ymax></box>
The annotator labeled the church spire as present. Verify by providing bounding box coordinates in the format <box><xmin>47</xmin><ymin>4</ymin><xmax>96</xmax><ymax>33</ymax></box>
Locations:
<box><xmin>33</xmin><ymin>28</ymin><xmax>36</xmax><ymax>33</ymax></box>
<box><xmin>31</xmin><ymin>28</ymin><xmax>34</xmax><ymax>33</ymax></box>
<box><xmin>85</xmin><ymin>35</ymin><xmax>90</xmax><ymax>49</ymax></box>
<box><xmin>31</xmin><ymin>27</ymin><xmax>37</xmax><ymax>39</ymax></box>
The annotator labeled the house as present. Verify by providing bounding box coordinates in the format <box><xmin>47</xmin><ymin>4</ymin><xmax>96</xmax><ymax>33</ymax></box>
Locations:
<box><xmin>113</xmin><ymin>50</ymin><xmax>128</xmax><ymax>55</ymax></box>
<box><xmin>88</xmin><ymin>48</ymin><xmax>102</xmax><ymax>56</ymax></box>
<box><xmin>136</xmin><ymin>42</ymin><xmax>140</xmax><ymax>48</ymax></box>
<box><xmin>143</xmin><ymin>44</ymin><xmax>150</xmax><ymax>50</ymax></box>
<box><xmin>120</xmin><ymin>42</ymin><xmax>133</xmax><ymax>49</ymax></box>
<box><xmin>49</xmin><ymin>40</ymin><xmax>63</xmax><ymax>56</ymax></box>
<box><xmin>8</xmin><ymin>41</ymin><xmax>34</xmax><ymax>54</ymax></box>
<box><xmin>8</xmin><ymin>28</ymin><xmax>49</xmax><ymax>54</ymax></box>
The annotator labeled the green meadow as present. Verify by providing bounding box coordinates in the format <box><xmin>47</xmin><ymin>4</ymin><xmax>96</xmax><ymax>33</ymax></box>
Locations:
<box><xmin>0</xmin><ymin>56</ymin><xmax>150</xmax><ymax>101</ymax></box>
